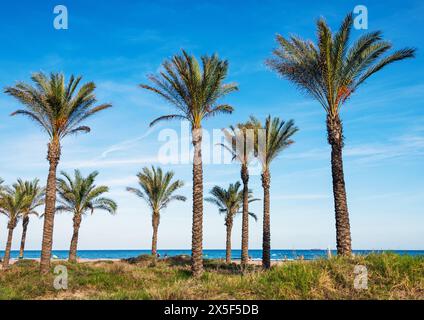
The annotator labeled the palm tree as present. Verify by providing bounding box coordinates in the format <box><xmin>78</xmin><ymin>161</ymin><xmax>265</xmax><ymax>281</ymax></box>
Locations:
<box><xmin>0</xmin><ymin>185</ymin><xmax>26</xmax><ymax>268</ymax></box>
<box><xmin>221</xmin><ymin>122</ymin><xmax>257</xmax><ymax>267</ymax></box>
<box><xmin>5</xmin><ymin>72</ymin><xmax>113</xmax><ymax>273</ymax></box>
<box><xmin>56</xmin><ymin>170</ymin><xmax>117</xmax><ymax>263</ymax></box>
<box><xmin>140</xmin><ymin>50</ymin><xmax>238</xmax><ymax>276</ymax></box>
<box><xmin>126</xmin><ymin>166</ymin><xmax>186</xmax><ymax>256</ymax></box>
<box><xmin>206</xmin><ymin>182</ymin><xmax>258</xmax><ymax>264</ymax></box>
<box><xmin>15</xmin><ymin>179</ymin><xmax>45</xmax><ymax>259</ymax></box>
<box><xmin>266</xmin><ymin>13</ymin><xmax>415</xmax><ymax>255</ymax></box>
<box><xmin>248</xmin><ymin>116</ymin><xmax>298</xmax><ymax>269</ymax></box>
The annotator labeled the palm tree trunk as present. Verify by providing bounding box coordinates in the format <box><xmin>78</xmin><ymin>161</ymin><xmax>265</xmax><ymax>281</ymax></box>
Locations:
<box><xmin>40</xmin><ymin>139</ymin><xmax>61</xmax><ymax>274</ymax></box>
<box><xmin>191</xmin><ymin>128</ymin><xmax>204</xmax><ymax>277</ymax></box>
<box><xmin>68</xmin><ymin>214</ymin><xmax>82</xmax><ymax>263</ymax></box>
<box><xmin>225</xmin><ymin>218</ymin><xmax>233</xmax><ymax>264</ymax></box>
<box><xmin>19</xmin><ymin>216</ymin><xmax>30</xmax><ymax>259</ymax></box>
<box><xmin>240</xmin><ymin>164</ymin><xmax>250</xmax><ymax>267</ymax></box>
<box><xmin>327</xmin><ymin>115</ymin><xmax>352</xmax><ymax>256</ymax></box>
<box><xmin>152</xmin><ymin>212</ymin><xmax>160</xmax><ymax>256</ymax></box>
<box><xmin>3</xmin><ymin>226</ymin><xmax>15</xmax><ymax>269</ymax></box>
<box><xmin>261</xmin><ymin>169</ymin><xmax>271</xmax><ymax>269</ymax></box>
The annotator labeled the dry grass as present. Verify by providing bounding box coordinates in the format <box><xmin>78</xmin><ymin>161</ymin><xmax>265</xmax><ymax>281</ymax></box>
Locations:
<box><xmin>0</xmin><ymin>253</ymin><xmax>422</xmax><ymax>300</ymax></box>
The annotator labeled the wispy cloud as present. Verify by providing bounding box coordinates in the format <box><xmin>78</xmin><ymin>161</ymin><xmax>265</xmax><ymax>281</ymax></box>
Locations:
<box><xmin>283</xmin><ymin>132</ymin><xmax>424</xmax><ymax>166</ymax></box>
<box><xmin>345</xmin><ymin>135</ymin><xmax>424</xmax><ymax>164</ymax></box>
<box><xmin>100</xmin><ymin>126</ymin><xmax>158</xmax><ymax>158</ymax></box>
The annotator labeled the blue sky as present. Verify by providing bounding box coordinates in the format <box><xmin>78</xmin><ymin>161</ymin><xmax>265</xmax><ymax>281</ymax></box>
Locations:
<box><xmin>0</xmin><ymin>0</ymin><xmax>423</xmax><ymax>251</ymax></box>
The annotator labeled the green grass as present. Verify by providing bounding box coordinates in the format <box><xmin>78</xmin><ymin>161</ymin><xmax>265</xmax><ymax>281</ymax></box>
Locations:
<box><xmin>0</xmin><ymin>253</ymin><xmax>422</xmax><ymax>300</ymax></box>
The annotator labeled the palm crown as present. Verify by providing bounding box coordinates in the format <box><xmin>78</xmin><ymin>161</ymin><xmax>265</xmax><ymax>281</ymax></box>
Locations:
<box><xmin>206</xmin><ymin>182</ymin><xmax>258</xmax><ymax>221</ymax></box>
<box><xmin>266</xmin><ymin>13</ymin><xmax>416</xmax><ymax>118</ymax></box>
<box><xmin>56</xmin><ymin>170</ymin><xmax>117</xmax><ymax>216</ymax></box>
<box><xmin>14</xmin><ymin>178</ymin><xmax>45</xmax><ymax>218</ymax></box>
<box><xmin>0</xmin><ymin>186</ymin><xmax>26</xmax><ymax>226</ymax></box>
<box><xmin>221</xmin><ymin>123</ymin><xmax>257</xmax><ymax>166</ymax></box>
<box><xmin>248</xmin><ymin>115</ymin><xmax>298</xmax><ymax>170</ymax></box>
<box><xmin>126</xmin><ymin>166</ymin><xmax>186</xmax><ymax>213</ymax></box>
<box><xmin>141</xmin><ymin>50</ymin><xmax>238</xmax><ymax>129</ymax></box>
<box><xmin>5</xmin><ymin>72</ymin><xmax>112</xmax><ymax>140</ymax></box>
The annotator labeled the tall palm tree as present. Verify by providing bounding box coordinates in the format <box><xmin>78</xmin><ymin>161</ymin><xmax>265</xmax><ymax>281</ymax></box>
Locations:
<box><xmin>206</xmin><ymin>182</ymin><xmax>258</xmax><ymax>264</ymax></box>
<box><xmin>249</xmin><ymin>116</ymin><xmax>298</xmax><ymax>269</ymax></box>
<box><xmin>221</xmin><ymin>122</ymin><xmax>257</xmax><ymax>267</ymax></box>
<box><xmin>56</xmin><ymin>170</ymin><xmax>117</xmax><ymax>263</ymax></box>
<box><xmin>140</xmin><ymin>50</ymin><xmax>238</xmax><ymax>276</ymax></box>
<box><xmin>15</xmin><ymin>179</ymin><xmax>45</xmax><ymax>259</ymax></box>
<box><xmin>5</xmin><ymin>72</ymin><xmax>113</xmax><ymax>273</ymax></box>
<box><xmin>126</xmin><ymin>166</ymin><xmax>186</xmax><ymax>256</ymax></box>
<box><xmin>0</xmin><ymin>185</ymin><xmax>26</xmax><ymax>268</ymax></box>
<box><xmin>266</xmin><ymin>13</ymin><xmax>415</xmax><ymax>255</ymax></box>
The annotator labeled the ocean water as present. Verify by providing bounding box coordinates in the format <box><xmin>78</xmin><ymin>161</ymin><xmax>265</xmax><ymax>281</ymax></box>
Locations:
<box><xmin>1</xmin><ymin>249</ymin><xmax>423</xmax><ymax>261</ymax></box>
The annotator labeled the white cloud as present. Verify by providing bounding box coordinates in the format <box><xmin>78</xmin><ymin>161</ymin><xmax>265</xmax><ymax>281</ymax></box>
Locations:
<box><xmin>100</xmin><ymin>126</ymin><xmax>159</xmax><ymax>158</ymax></box>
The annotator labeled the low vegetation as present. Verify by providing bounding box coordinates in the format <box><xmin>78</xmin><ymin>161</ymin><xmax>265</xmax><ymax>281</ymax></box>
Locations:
<box><xmin>0</xmin><ymin>253</ymin><xmax>422</xmax><ymax>300</ymax></box>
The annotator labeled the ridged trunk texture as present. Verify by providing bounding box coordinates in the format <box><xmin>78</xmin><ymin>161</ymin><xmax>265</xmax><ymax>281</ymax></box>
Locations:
<box><xmin>40</xmin><ymin>140</ymin><xmax>61</xmax><ymax>274</ymax></box>
<box><xmin>262</xmin><ymin>169</ymin><xmax>271</xmax><ymax>269</ymax></box>
<box><xmin>225</xmin><ymin>217</ymin><xmax>234</xmax><ymax>264</ymax></box>
<box><xmin>3</xmin><ymin>221</ymin><xmax>16</xmax><ymax>269</ymax></box>
<box><xmin>191</xmin><ymin>128</ymin><xmax>204</xmax><ymax>277</ymax></box>
<box><xmin>19</xmin><ymin>216</ymin><xmax>30</xmax><ymax>259</ymax></box>
<box><xmin>327</xmin><ymin>115</ymin><xmax>352</xmax><ymax>256</ymax></box>
<box><xmin>240</xmin><ymin>164</ymin><xmax>250</xmax><ymax>267</ymax></box>
<box><xmin>68</xmin><ymin>214</ymin><xmax>82</xmax><ymax>263</ymax></box>
<box><xmin>152</xmin><ymin>212</ymin><xmax>160</xmax><ymax>256</ymax></box>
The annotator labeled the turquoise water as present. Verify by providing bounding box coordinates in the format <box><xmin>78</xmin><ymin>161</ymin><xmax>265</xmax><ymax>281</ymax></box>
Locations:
<box><xmin>2</xmin><ymin>249</ymin><xmax>423</xmax><ymax>260</ymax></box>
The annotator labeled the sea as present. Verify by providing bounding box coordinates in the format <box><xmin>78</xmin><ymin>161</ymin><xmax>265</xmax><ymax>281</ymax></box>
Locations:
<box><xmin>1</xmin><ymin>249</ymin><xmax>423</xmax><ymax>261</ymax></box>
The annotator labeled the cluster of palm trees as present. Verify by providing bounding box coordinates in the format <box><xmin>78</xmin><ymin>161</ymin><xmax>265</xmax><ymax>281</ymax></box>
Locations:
<box><xmin>0</xmin><ymin>171</ymin><xmax>116</xmax><ymax>268</ymax></box>
<box><xmin>205</xmin><ymin>182</ymin><xmax>258</xmax><ymax>264</ymax></box>
<box><xmin>0</xmin><ymin>13</ymin><xmax>414</xmax><ymax>277</ymax></box>
<box><xmin>0</xmin><ymin>179</ymin><xmax>44</xmax><ymax>268</ymax></box>
<box><xmin>2</xmin><ymin>73</ymin><xmax>114</xmax><ymax>273</ymax></box>
<box><xmin>56</xmin><ymin>170</ymin><xmax>117</xmax><ymax>263</ymax></box>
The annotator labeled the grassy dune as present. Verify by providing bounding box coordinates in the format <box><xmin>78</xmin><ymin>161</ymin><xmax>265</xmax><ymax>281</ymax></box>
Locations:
<box><xmin>0</xmin><ymin>253</ymin><xmax>422</xmax><ymax>300</ymax></box>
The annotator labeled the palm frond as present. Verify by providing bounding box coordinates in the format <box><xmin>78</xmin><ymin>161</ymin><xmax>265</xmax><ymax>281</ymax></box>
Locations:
<box><xmin>56</xmin><ymin>170</ymin><xmax>116</xmax><ymax>217</ymax></box>
<box><xmin>127</xmin><ymin>166</ymin><xmax>185</xmax><ymax>213</ymax></box>
<box><xmin>140</xmin><ymin>50</ymin><xmax>237</xmax><ymax>129</ymax></box>
<box><xmin>6</xmin><ymin>72</ymin><xmax>112</xmax><ymax>140</ymax></box>
<box><xmin>149</xmin><ymin>114</ymin><xmax>187</xmax><ymax>127</ymax></box>
<box><xmin>247</xmin><ymin>115</ymin><xmax>298</xmax><ymax>169</ymax></box>
<box><xmin>206</xmin><ymin>182</ymin><xmax>257</xmax><ymax>222</ymax></box>
<box><xmin>267</xmin><ymin>13</ymin><xmax>415</xmax><ymax>116</ymax></box>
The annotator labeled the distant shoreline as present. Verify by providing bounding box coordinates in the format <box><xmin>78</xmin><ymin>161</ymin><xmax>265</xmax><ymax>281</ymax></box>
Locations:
<box><xmin>2</xmin><ymin>249</ymin><xmax>423</xmax><ymax>267</ymax></box>
<box><xmin>3</xmin><ymin>249</ymin><xmax>423</xmax><ymax>265</ymax></box>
